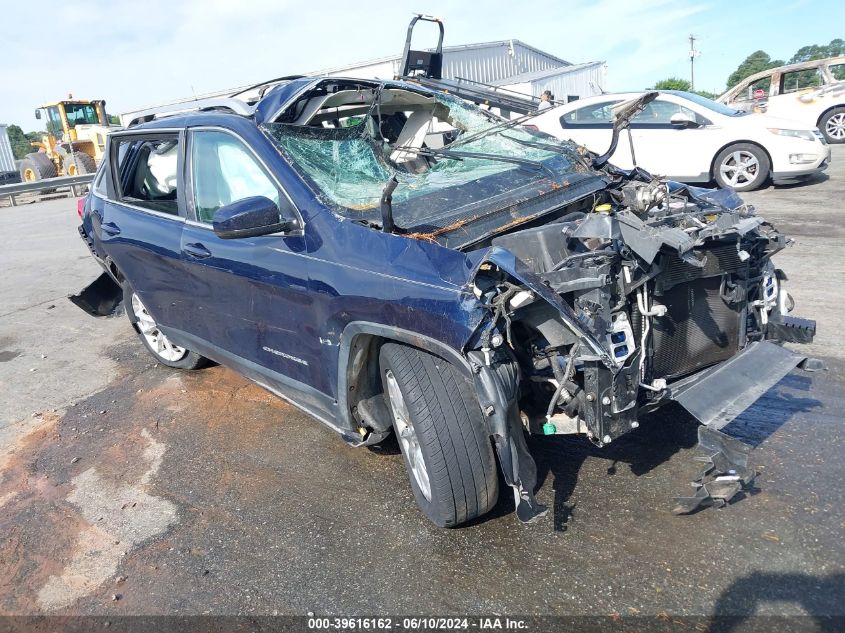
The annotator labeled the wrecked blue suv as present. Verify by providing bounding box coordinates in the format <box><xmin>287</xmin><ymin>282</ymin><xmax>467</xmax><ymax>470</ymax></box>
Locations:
<box><xmin>73</xmin><ymin>77</ymin><xmax>817</xmax><ymax>527</ymax></box>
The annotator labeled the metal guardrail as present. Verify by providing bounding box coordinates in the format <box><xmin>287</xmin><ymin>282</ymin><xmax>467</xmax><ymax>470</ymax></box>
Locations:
<box><xmin>0</xmin><ymin>174</ymin><xmax>94</xmax><ymax>206</ymax></box>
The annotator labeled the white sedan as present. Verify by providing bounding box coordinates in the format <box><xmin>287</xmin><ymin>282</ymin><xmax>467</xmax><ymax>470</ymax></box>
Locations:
<box><xmin>532</xmin><ymin>90</ymin><xmax>831</xmax><ymax>191</ymax></box>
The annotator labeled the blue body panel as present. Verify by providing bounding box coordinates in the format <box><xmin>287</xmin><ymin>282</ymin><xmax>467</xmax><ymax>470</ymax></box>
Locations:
<box><xmin>84</xmin><ymin>110</ymin><xmax>493</xmax><ymax>432</ymax></box>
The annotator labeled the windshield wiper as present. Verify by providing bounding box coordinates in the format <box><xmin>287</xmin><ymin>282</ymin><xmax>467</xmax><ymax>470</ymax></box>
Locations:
<box><xmin>500</xmin><ymin>133</ymin><xmax>592</xmax><ymax>167</ymax></box>
<box><xmin>393</xmin><ymin>145</ymin><xmax>556</xmax><ymax>177</ymax></box>
<box><xmin>448</xmin><ymin>110</ymin><xmax>545</xmax><ymax>148</ymax></box>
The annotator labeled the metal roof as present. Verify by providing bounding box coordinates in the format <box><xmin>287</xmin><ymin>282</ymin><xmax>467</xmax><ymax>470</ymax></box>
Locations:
<box><xmin>307</xmin><ymin>39</ymin><xmax>570</xmax><ymax>81</ymax></box>
<box><xmin>488</xmin><ymin>61</ymin><xmax>606</xmax><ymax>86</ymax></box>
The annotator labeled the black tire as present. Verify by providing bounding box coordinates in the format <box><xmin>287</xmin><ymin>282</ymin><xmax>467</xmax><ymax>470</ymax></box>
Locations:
<box><xmin>379</xmin><ymin>343</ymin><xmax>498</xmax><ymax>527</ymax></box>
<box><xmin>64</xmin><ymin>152</ymin><xmax>97</xmax><ymax>175</ymax></box>
<box><xmin>819</xmin><ymin>107</ymin><xmax>845</xmax><ymax>144</ymax></box>
<box><xmin>713</xmin><ymin>143</ymin><xmax>770</xmax><ymax>192</ymax></box>
<box><xmin>18</xmin><ymin>153</ymin><xmax>57</xmax><ymax>182</ymax></box>
<box><xmin>123</xmin><ymin>282</ymin><xmax>206</xmax><ymax>370</ymax></box>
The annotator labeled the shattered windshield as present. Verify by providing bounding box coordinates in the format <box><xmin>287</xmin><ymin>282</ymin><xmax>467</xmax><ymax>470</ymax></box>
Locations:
<box><xmin>262</xmin><ymin>89</ymin><xmax>585</xmax><ymax>226</ymax></box>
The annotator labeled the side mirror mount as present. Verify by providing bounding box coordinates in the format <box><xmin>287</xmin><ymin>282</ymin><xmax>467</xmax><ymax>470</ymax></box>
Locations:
<box><xmin>212</xmin><ymin>196</ymin><xmax>295</xmax><ymax>239</ymax></box>
<box><xmin>34</xmin><ymin>109</ymin><xmax>42</xmax><ymax>120</ymax></box>
<box><xmin>670</xmin><ymin>112</ymin><xmax>700</xmax><ymax>128</ymax></box>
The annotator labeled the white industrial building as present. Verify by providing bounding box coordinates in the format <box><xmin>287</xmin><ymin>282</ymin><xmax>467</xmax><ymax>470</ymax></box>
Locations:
<box><xmin>309</xmin><ymin>40</ymin><xmax>606</xmax><ymax>103</ymax></box>
<box><xmin>120</xmin><ymin>39</ymin><xmax>606</xmax><ymax>125</ymax></box>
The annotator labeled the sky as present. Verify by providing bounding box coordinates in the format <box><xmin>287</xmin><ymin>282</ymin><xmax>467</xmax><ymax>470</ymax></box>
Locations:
<box><xmin>1</xmin><ymin>0</ymin><xmax>842</xmax><ymax>131</ymax></box>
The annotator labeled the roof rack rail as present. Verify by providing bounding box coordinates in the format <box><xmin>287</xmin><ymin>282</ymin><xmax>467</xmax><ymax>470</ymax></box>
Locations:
<box><xmin>124</xmin><ymin>97</ymin><xmax>254</xmax><ymax>127</ymax></box>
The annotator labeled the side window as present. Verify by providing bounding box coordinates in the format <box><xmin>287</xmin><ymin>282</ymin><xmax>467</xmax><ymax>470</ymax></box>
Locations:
<box><xmin>631</xmin><ymin>100</ymin><xmax>700</xmax><ymax>125</ymax></box>
<box><xmin>190</xmin><ymin>131</ymin><xmax>280</xmax><ymax>224</ymax></box>
<box><xmin>113</xmin><ymin>136</ymin><xmax>180</xmax><ymax>215</ymax></box>
<box><xmin>781</xmin><ymin>68</ymin><xmax>823</xmax><ymax>93</ymax></box>
<box><xmin>828</xmin><ymin>63</ymin><xmax>845</xmax><ymax>81</ymax></box>
<box><xmin>46</xmin><ymin>106</ymin><xmax>63</xmax><ymax>138</ymax></box>
<box><xmin>734</xmin><ymin>76</ymin><xmax>772</xmax><ymax>103</ymax></box>
<box><xmin>560</xmin><ymin>100</ymin><xmax>621</xmax><ymax>126</ymax></box>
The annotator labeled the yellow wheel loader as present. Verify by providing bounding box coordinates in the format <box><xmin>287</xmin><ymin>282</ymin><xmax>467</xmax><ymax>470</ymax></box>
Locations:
<box><xmin>19</xmin><ymin>96</ymin><xmax>119</xmax><ymax>182</ymax></box>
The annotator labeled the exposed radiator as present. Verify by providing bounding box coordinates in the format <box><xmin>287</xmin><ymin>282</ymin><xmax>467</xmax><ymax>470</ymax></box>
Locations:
<box><xmin>655</xmin><ymin>244</ymin><xmax>744</xmax><ymax>293</ymax></box>
<box><xmin>651</xmin><ymin>276</ymin><xmax>744</xmax><ymax>379</ymax></box>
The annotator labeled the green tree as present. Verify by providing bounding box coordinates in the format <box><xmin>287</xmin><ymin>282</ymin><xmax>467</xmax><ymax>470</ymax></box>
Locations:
<box><xmin>653</xmin><ymin>77</ymin><xmax>691</xmax><ymax>91</ymax></box>
<box><xmin>693</xmin><ymin>89</ymin><xmax>718</xmax><ymax>100</ymax></box>
<box><xmin>726</xmin><ymin>50</ymin><xmax>785</xmax><ymax>89</ymax></box>
<box><xmin>651</xmin><ymin>78</ymin><xmax>716</xmax><ymax>100</ymax></box>
<box><xmin>6</xmin><ymin>125</ymin><xmax>43</xmax><ymax>160</ymax></box>
<box><xmin>789</xmin><ymin>38</ymin><xmax>845</xmax><ymax>64</ymax></box>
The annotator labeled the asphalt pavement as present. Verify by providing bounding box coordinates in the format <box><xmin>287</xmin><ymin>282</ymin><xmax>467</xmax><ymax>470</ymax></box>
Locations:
<box><xmin>1</xmin><ymin>149</ymin><xmax>843</xmax><ymax>622</ymax></box>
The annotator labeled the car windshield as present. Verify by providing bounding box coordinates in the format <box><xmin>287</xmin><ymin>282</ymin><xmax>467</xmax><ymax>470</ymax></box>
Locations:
<box><xmin>262</xmin><ymin>89</ymin><xmax>590</xmax><ymax>235</ymax></box>
<box><xmin>664</xmin><ymin>91</ymin><xmax>749</xmax><ymax>117</ymax></box>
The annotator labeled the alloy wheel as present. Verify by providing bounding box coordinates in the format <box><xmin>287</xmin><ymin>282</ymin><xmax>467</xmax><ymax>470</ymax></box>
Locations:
<box><xmin>384</xmin><ymin>369</ymin><xmax>432</xmax><ymax>501</ymax></box>
<box><xmin>826</xmin><ymin>112</ymin><xmax>845</xmax><ymax>141</ymax></box>
<box><xmin>131</xmin><ymin>293</ymin><xmax>188</xmax><ymax>362</ymax></box>
<box><xmin>719</xmin><ymin>150</ymin><xmax>760</xmax><ymax>187</ymax></box>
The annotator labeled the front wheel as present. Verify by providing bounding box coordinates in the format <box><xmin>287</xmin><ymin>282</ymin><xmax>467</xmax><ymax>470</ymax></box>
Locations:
<box><xmin>18</xmin><ymin>153</ymin><xmax>57</xmax><ymax>182</ymax></box>
<box><xmin>819</xmin><ymin>107</ymin><xmax>845</xmax><ymax>144</ymax></box>
<box><xmin>713</xmin><ymin>143</ymin><xmax>770</xmax><ymax>191</ymax></box>
<box><xmin>124</xmin><ymin>284</ymin><xmax>206</xmax><ymax>369</ymax></box>
<box><xmin>379</xmin><ymin>343</ymin><xmax>498</xmax><ymax>527</ymax></box>
<box><xmin>64</xmin><ymin>152</ymin><xmax>97</xmax><ymax>176</ymax></box>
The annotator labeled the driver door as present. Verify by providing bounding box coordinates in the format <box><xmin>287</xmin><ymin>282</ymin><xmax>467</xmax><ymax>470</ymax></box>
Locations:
<box><xmin>178</xmin><ymin>128</ymin><xmax>322</xmax><ymax>407</ymax></box>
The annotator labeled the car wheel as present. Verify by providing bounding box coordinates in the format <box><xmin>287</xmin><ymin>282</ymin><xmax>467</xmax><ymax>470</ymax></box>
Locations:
<box><xmin>379</xmin><ymin>343</ymin><xmax>499</xmax><ymax>527</ymax></box>
<box><xmin>713</xmin><ymin>143</ymin><xmax>770</xmax><ymax>191</ymax></box>
<box><xmin>18</xmin><ymin>153</ymin><xmax>57</xmax><ymax>182</ymax></box>
<box><xmin>819</xmin><ymin>107</ymin><xmax>845</xmax><ymax>144</ymax></box>
<box><xmin>124</xmin><ymin>283</ymin><xmax>206</xmax><ymax>369</ymax></box>
<box><xmin>64</xmin><ymin>152</ymin><xmax>97</xmax><ymax>176</ymax></box>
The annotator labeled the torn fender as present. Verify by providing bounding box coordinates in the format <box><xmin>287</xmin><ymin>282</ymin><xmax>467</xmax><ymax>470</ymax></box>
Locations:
<box><xmin>474</xmin><ymin>247</ymin><xmax>615</xmax><ymax>368</ymax></box>
<box><xmin>467</xmin><ymin>348</ymin><xmax>547</xmax><ymax>524</ymax></box>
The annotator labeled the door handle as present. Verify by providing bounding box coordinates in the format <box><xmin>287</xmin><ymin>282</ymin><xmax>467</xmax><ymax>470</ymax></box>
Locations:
<box><xmin>101</xmin><ymin>222</ymin><xmax>121</xmax><ymax>236</ymax></box>
<box><xmin>182</xmin><ymin>242</ymin><xmax>212</xmax><ymax>259</ymax></box>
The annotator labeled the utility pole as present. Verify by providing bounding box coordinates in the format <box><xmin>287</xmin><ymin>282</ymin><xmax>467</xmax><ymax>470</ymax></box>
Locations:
<box><xmin>689</xmin><ymin>34</ymin><xmax>699</xmax><ymax>91</ymax></box>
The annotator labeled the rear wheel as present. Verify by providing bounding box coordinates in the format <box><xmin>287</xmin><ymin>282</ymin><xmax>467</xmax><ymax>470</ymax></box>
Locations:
<box><xmin>124</xmin><ymin>283</ymin><xmax>206</xmax><ymax>369</ymax></box>
<box><xmin>64</xmin><ymin>152</ymin><xmax>96</xmax><ymax>176</ymax></box>
<box><xmin>379</xmin><ymin>343</ymin><xmax>498</xmax><ymax>527</ymax></box>
<box><xmin>819</xmin><ymin>107</ymin><xmax>845</xmax><ymax>144</ymax></box>
<box><xmin>18</xmin><ymin>153</ymin><xmax>57</xmax><ymax>182</ymax></box>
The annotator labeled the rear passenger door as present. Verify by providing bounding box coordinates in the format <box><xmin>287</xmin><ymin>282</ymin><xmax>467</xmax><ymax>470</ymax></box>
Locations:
<box><xmin>99</xmin><ymin>130</ymin><xmax>189</xmax><ymax>330</ymax></box>
<box><xmin>178</xmin><ymin>128</ymin><xmax>320</xmax><ymax>404</ymax></box>
<box><xmin>628</xmin><ymin>98</ymin><xmax>714</xmax><ymax>180</ymax></box>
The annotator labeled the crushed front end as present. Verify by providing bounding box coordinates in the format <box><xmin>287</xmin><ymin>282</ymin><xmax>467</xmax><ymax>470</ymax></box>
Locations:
<box><xmin>467</xmin><ymin>176</ymin><xmax>817</xmax><ymax>521</ymax></box>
